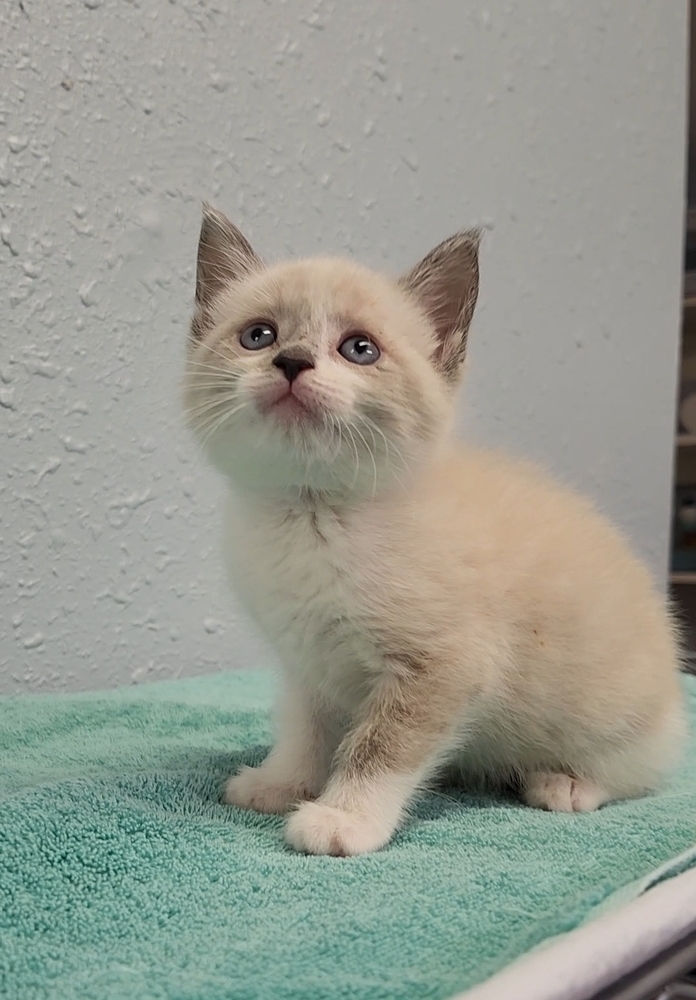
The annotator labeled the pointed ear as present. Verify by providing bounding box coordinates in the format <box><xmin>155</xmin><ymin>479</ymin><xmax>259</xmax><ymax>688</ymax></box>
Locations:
<box><xmin>399</xmin><ymin>229</ymin><xmax>481</xmax><ymax>383</ymax></box>
<box><xmin>192</xmin><ymin>204</ymin><xmax>263</xmax><ymax>339</ymax></box>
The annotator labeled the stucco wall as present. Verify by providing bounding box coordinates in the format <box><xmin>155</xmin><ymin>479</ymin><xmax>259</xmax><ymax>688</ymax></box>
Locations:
<box><xmin>0</xmin><ymin>0</ymin><xmax>687</xmax><ymax>692</ymax></box>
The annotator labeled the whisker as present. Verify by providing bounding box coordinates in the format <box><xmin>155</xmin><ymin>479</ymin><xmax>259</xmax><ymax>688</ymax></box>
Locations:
<box><xmin>184</xmin><ymin>382</ymin><xmax>238</xmax><ymax>392</ymax></box>
<box><xmin>184</xmin><ymin>392</ymin><xmax>238</xmax><ymax>414</ymax></box>
<box><xmin>185</xmin><ymin>367</ymin><xmax>235</xmax><ymax>380</ymax></box>
<box><xmin>358</xmin><ymin>414</ymin><xmax>409</xmax><ymax>494</ymax></box>
<box><xmin>351</xmin><ymin>422</ymin><xmax>378</xmax><ymax>498</ymax></box>
<box><xmin>185</xmin><ymin>359</ymin><xmax>232</xmax><ymax>371</ymax></box>
<box><xmin>194</xmin><ymin>397</ymin><xmax>247</xmax><ymax>426</ymax></box>
<box><xmin>186</xmin><ymin>363</ymin><xmax>247</xmax><ymax>378</ymax></box>
<box><xmin>197</xmin><ymin>402</ymin><xmax>249</xmax><ymax>451</ymax></box>
<box><xmin>327</xmin><ymin>412</ymin><xmax>346</xmax><ymax>472</ymax></box>
<box><xmin>185</xmin><ymin>397</ymin><xmax>246</xmax><ymax>431</ymax></box>
<box><xmin>186</xmin><ymin>406</ymin><xmax>233</xmax><ymax>437</ymax></box>
<box><xmin>342</xmin><ymin>421</ymin><xmax>362</xmax><ymax>490</ymax></box>
<box><xmin>201</xmin><ymin>342</ymin><xmax>242</xmax><ymax>368</ymax></box>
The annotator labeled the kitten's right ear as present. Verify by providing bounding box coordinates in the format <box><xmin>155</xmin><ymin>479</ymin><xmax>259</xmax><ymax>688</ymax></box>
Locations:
<box><xmin>400</xmin><ymin>229</ymin><xmax>481</xmax><ymax>383</ymax></box>
<box><xmin>192</xmin><ymin>204</ymin><xmax>263</xmax><ymax>338</ymax></box>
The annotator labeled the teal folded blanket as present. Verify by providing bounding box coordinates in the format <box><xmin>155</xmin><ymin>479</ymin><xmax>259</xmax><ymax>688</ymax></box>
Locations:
<box><xmin>2</xmin><ymin>672</ymin><xmax>696</xmax><ymax>1000</ymax></box>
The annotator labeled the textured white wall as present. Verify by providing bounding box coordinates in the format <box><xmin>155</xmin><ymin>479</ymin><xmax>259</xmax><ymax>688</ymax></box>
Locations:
<box><xmin>0</xmin><ymin>0</ymin><xmax>687</xmax><ymax>693</ymax></box>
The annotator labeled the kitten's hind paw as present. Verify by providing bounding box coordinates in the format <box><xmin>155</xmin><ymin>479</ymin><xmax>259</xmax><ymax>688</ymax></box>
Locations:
<box><xmin>523</xmin><ymin>772</ymin><xmax>610</xmax><ymax>813</ymax></box>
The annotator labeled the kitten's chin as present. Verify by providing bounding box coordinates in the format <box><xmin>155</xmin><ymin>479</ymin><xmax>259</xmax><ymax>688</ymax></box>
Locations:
<box><xmin>204</xmin><ymin>429</ymin><xmax>386</xmax><ymax>501</ymax></box>
<box><xmin>202</xmin><ymin>421</ymin><xmax>342</xmax><ymax>496</ymax></box>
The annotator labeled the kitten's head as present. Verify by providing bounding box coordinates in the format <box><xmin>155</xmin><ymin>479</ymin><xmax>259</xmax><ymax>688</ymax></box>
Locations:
<box><xmin>184</xmin><ymin>205</ymin><xmax>480</xmax><ymax>498</ymax></box>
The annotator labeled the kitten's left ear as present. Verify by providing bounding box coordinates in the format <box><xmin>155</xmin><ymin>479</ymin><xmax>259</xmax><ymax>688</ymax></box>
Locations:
<box><xmin>400</xmin><ymin>229</ymin><xmax>481</xmax><ymax>383</ymax></box>
<box><xmin>192</xmin><ymin>204</ymin><xmax>263</xmax><ymax>339</ymax></box>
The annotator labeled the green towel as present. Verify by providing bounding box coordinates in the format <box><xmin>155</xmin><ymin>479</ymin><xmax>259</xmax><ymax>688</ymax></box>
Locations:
<box><xmin>1</xmin><ymin>671</ymin><xmax>695</xmax><ymax>1000</ymax></box>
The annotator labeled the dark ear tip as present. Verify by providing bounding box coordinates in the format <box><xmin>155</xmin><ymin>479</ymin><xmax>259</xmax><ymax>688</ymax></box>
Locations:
<box><xmin>459</xmin><ymin>227</ymin><xmax>483</xmax><ymax>252</ymax></box>
<box><xmin>201</xmin><ymin>201</ymin><xmax>222</xmax><ymax>225</ymax></box>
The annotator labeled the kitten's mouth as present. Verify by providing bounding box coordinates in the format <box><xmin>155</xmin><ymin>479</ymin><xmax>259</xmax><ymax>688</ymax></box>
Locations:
<box><xmin>271</xmin><ymin>392</ymin><xmax>311</xmax><ymax>421</ymax></box>
<box><xmin>257</xmin><ymin>383</ymin><xmax>321</xmax><ymax>425</ymax></box>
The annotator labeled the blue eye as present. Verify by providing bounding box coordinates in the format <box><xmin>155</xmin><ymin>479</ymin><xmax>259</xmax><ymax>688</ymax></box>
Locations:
<box><xmin>338</xmin><ymin>333</ymin><xmax>380</xmax><ymax>365</ymax></box>
<box><xmin>240</xmin><ymin>322</ymin><xmax>277</xmax><ymax>350</ymax></box>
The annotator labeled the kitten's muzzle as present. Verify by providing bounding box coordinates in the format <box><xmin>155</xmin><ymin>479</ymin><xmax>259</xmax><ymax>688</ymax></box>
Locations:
<box><xmin>272</xmin><ymin>352</ymin><xmax>315</xmax><ymax>384</ymax></box>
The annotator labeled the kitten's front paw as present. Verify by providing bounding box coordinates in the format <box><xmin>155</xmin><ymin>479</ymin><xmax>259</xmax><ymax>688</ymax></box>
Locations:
<box><xmin>285</xmin><ymin>801</ymin><xmax>392</xmax><ymax>856</ymax></box>
<box><xmin>223</xmin><ymin>766</ymin><xmax>314</xmax><ymax>815</ymax></box>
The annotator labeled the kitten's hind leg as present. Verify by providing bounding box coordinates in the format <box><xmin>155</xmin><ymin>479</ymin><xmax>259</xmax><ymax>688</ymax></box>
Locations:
<box><xmin>522</xmin><ymin>772</ymin><xmax>611</xmax><ymax>813</ymax></box>
<box><xmin>522</xmin><ymin>702</ymin><xmax>684</xmax><ymax>814</ymax></box>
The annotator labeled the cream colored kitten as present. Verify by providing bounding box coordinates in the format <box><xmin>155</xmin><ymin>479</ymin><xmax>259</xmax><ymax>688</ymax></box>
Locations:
<box><xmin>184</xmin><ymin>205</ymin><xmax>684</xmax><ymax>857</ymax></box>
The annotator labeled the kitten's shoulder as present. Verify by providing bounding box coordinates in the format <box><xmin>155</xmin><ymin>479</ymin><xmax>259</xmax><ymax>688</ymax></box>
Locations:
<box><xmin>435</xmin><ymin>443</ymin><xmax>564</xmax><ymax>488</ymax></box>
<box><xmin>426</xmin><ymin>443</ymin><xmax>602</xmax><ymax>519</ymax></box>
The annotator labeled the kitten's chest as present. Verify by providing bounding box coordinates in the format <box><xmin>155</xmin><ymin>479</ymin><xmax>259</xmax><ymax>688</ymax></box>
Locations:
<box><xmin>224</xmin><ymin>496</ymin><xmax>377</xmax><ymax>701</ymax></box>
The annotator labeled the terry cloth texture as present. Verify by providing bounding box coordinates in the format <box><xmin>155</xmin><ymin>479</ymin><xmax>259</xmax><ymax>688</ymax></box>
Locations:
<box><xmin>1</xmin><ymin>671</ymin><xmax>695</xmax><ymax>1000</ymax></box>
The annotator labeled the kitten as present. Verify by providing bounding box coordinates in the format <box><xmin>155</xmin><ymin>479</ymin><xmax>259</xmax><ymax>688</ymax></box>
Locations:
<box><xmin>184</xmin><ymin>204</ymin><xmax>684</xmax><ymax>857</ymax></box>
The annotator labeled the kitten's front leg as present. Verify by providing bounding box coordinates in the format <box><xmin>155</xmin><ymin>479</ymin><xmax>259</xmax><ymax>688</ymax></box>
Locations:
<box><xmin>285</xmin><ymin>664</ymin><xmax>465</xmax><ymax>855</ymax></box>
<box><xmin>224</xmin><ymin>682</ymin><xmax>335</xmax><ymax>815</ymax></box>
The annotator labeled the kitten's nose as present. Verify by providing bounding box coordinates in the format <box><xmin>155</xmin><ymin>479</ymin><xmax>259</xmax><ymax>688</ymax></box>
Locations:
<box><xmin>272</xmin><ymin>353</ymin><xmax>315</xmax><ymax>383</ymax></box>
